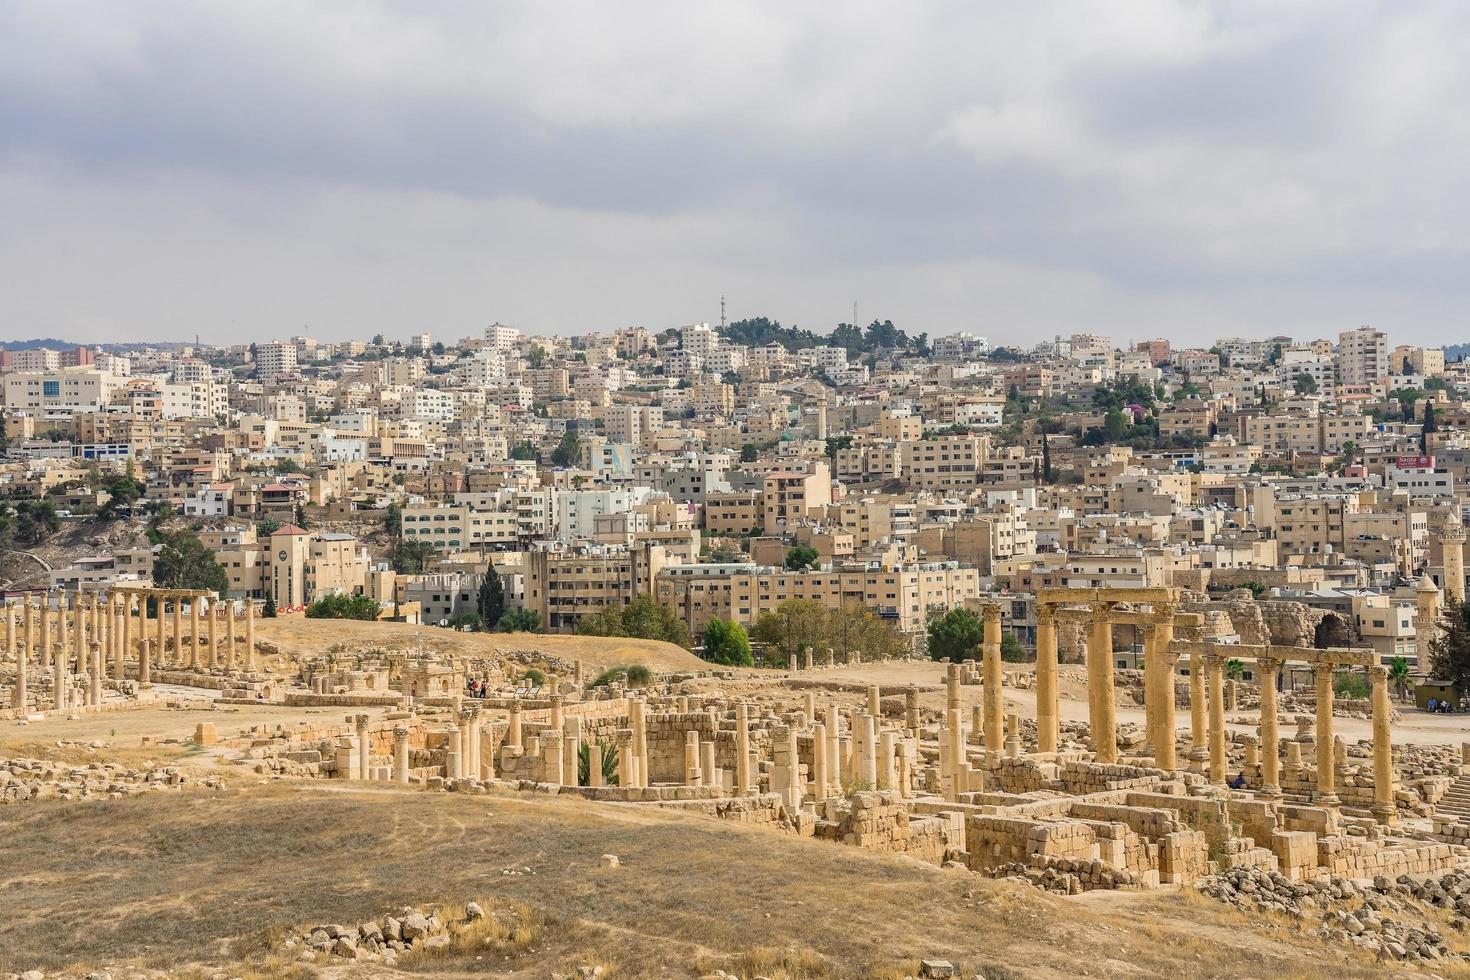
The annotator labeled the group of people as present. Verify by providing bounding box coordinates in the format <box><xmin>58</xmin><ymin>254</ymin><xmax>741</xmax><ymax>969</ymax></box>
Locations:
<box><xmin>465</xmin><ymin>678</ymin><xmax>490</xmax><ymax>699</ymax></box>
<box><xmin>1425</xmin><ymin>697</ymin><xmax>1460</xmax><ymax>714</ymax></box>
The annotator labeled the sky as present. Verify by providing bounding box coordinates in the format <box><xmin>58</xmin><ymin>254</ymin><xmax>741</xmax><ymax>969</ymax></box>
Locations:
<box><xmin>2</xmin><ymin>1</ymin><xmax>1469</xmax><ymax>348</ymax></box>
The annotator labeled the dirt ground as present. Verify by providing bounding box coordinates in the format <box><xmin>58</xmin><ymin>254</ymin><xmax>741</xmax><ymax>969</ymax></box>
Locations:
<box><xmin>0</xmin><ymin>782</ymin><xmax>1419</xmax><ymax>980</ymax></box>
<box><xmin>253</xmin><ymin>617</ymin><xmax>709</xmax><ymax>672</ymax></box>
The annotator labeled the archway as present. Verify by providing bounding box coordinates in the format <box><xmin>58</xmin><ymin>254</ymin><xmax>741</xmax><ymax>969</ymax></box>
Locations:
<box><xmin>1314</xmin><ymin>613</ymin><xmax>1350</xmax><ymax>649</ymax></box>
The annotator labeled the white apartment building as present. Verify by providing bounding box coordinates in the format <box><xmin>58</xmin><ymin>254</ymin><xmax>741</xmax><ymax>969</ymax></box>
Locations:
<box><xmin>255</xmin><ymin>342</ymin><xmax>298</xmax><ymax>378</ymax></box>
<box><xmin>1337</xmin><ymin>327</ymin><xmax>1388</xmax><ymax>385</ymax></box>
<box><xmin>3</xmin><ymin>369</ymin><xmax>124</xmax><ymax>413</ymax></box>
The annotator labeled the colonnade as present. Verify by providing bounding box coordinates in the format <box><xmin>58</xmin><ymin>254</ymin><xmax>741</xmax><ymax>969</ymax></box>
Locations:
<box><xmin>4</xmin><ymin>587</ymin><xmax>258</xmax><ymax>710</ymax></box>
<box><xmin>1028</xmin><ymin>587</ymin><xmax>1398</xmax><ymax>825</ymax></box>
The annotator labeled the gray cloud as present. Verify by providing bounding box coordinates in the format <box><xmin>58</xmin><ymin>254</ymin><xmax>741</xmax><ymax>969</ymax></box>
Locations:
<box><xmin>0</xmin><ymin>1</ymin><xmax>1467</xmax><ymax>346</ymax></box>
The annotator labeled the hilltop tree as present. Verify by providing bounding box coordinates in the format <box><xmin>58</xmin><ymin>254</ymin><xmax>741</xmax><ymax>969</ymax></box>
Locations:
<box><xmin>1431</xmin><ymin>597</ymin><xmax>1470</xmax><ymax>692</ymax></box>
<box><xmin>784</xmin><ymin>544</ymin><xmax>820</xmax><ymax>571</ymax></box>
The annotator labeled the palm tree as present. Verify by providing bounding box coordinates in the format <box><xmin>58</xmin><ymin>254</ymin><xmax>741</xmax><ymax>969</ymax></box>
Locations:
<box><xmin>1225</xmin><ymin>658</ymin><xmax>1246</xmax><ymax>712</ymax></box>
<box><xmin>1388</xmin><ymin>656</ymin><xmax>1412</xmax><ymax>702</ymax></box>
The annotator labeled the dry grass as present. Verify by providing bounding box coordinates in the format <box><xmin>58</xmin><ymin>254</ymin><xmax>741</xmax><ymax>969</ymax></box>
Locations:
<box><xmin>0</xmin><ymin>783</ymin><xmax>1425</xmax><ymax>979</ymax></box>
<box><xmin>254</xmin><ymin>616</ymin><xmax>709</xmax><ymax>671</ymax></box>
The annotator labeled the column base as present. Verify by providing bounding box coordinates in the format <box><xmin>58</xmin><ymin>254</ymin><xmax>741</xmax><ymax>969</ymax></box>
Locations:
<box><xmin>1314</xmin><ymin>791</ymin><xmax>1340</xmax><ymax>807</ymax></box>
<box><xmin>1371</xmin><ymin>802</ymin><xmax>1398</xmax><ymax>826</ymax></box>
<box><xmin>1257</xmin><ymin>785</ymin><xmax>1282</xmax><ymax>800</ymax></box>
<box><xmin>1188</xmin><ymin>747</ymin><xmax>1208</xmax><ymax>773</ymax></box>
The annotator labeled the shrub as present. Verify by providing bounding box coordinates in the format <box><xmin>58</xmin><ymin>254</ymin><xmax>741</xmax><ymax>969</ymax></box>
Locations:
<box><xmin>304</xmin><ymin>593</ymin><xmax>379</xmax><ymax>620</ymax></box>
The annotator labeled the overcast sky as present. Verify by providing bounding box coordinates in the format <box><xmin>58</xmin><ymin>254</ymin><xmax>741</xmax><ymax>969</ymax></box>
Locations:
<box><xmin>1</xmin><ymin>2</ymin><xmax>1467</xmax><ymax>348</ymax></box>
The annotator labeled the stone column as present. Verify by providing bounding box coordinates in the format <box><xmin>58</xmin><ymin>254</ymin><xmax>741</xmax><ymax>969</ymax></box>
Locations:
<box><xmin>1206</xmin><ymin>655</ymin><xmax>1226</xmax><ymax>785</ymax></box>
<box><xmin>207</xmin><ymin>603</ymin><xmax>218</xmax><ymax>668</ymax></box>
<box><xmin>52</xmin><ymin>615</ymin><xmax>67</xmax><ymax>712</ymax></box>
<box><xmin>1035</xmin><ymin>604</ymin><xmax>1059</xmax><ymax>753</ymax></box>
<box><xmin>171</xmin><ymin>597</ymin><xmax>182</xmax><ymax>668</ymax></box>
<box><xmin>223</xmin><ymin>602</ymin><xmax>237</xmax><ymax>669</ymax></box>
<box><xmin>9</xmin><ymin>603</ymin><xmax>25</xmax><ymax>711</ymax></box>
<box><xmin>446</xmin><ymin>724</ymin><xmax>462</xmax><ymax>780</ymax></box>
<box><xmin>113</xmin><ymin>596</ymin><xmax>126</xmax><ymax>681</ymax></box>
<box><xmin>562</xmin><ymin>716</ymin><xmax>581</xmax><ymax>786</ymax></box>
<box><xmin>587</xmin><ymin>742</ymin><xmax>605</xmax><ymax>786</ymax></box>
<box><xmin>1257</xmin><ymin>658</ymin><xmax>1282</xmax><ymax>799</ymax></box>
<box><xmin>867</xmin><ymin>684</ymin><xmax>881</xmax><ymax>719</ymax></box>
<box><xmin>735</xmin><ymin>702</ymin><xmax>752</xmax><ymax>796</ymax></box>
<box><xmin>811</xmin><ymin>721</ymin><xmax>828</xmax><ymax>801</ymax></box>
<box><xmin>393</xmin><ymin>726</ymin><xmax>410</xmax><ymax>784</ymax></box>
<box><xmin>189</xmin><ymin>599</ymin><xmax>201</xmax><ymax>669</ymax></box>
<box><xmin>356</xmin><ymin>714</ymin><xmax>372</xmax><ymax>780</ymax></box>
<box><xmin>153</xmin><ymin>594</ymin><xmax>164</xmax><ymax>671</ymax></box>
<box><xmin>139</xmin><ymin>637</ymin><xmax>151</xmax><ymax>684</ymax></box>
<box><xmin>507</xmin><ymin>702</ymin><xmax>523</xmax><ymax>748</ymax></box>
<box><xmin>904</xmin><ymin>686</ymin><xmax>920</xmax><ymax>734</ymax></box>
<box><xmin>878</xmin><ymin>730</ymin><xmax>897</xmax><ymax>790</ymax></box>
<box><xmin>945</xmin><ymin>662</ymin><xmax>960</xmax><ymax>712</ymax></box>
<box><xmin>1155</xmin><ymin>615</ymin><xmax>1177</xmax><ymax>770</ymax></box>
<box><xmin>542</xmin><ymin>731</ymin><xmax>563</xmax><ymax>787</ymax></box>
<box><xmin>684</xmin><ymin>730</ymin><xmax>702</xmax><ymax>786</ymax></box>
<box><xmin>1313</xmin><ymin>663</ymin><xmax>1339</xmax><ymax>806</ymax></box>
<box><xmin>630</xmin><ymin>699</ymin><xmax>648</xmax><ymax>787</ymax></box>
<box><xmin>982</xmin><ymin>603</ymin><xmax>1004</xmax><ymax>753</ymax></box>
<box><xmin>119</xmin><ymin>596</ymin><xmax>131</xmax><ymax>674</ymax></box>
<box><xmin>1089</xmin><ymin>604</ymin><xmax>1118</xmax><ymax>763</ymax></box>
<box><xmin>1370</xmin><ymin>665</ymin><xmax>1396</xmax><ymax>825</ymax></box>
<box><xmin>89</xmin><ymin>641</ymin><xmax>103</xmax><ymax>708</ymax></box>
<box><xmin>861</xmin><ymin>714</ymin><xmax>879</xmax><ymax>788</ymax></box>
<box><xmin>39</xmin><ymin>597</ymin><xmax>51</xmax><ymax>670</ymax></box>
<box><xmin>1188</xmin><ymin>653</ymin><xmax>1208</xmax><ymax>770</ymax></box>
<box><xmin>616</xmin><ymin>730</ymin><xmax>635</xmax><ymax>787</ymax></box>
<box><xmin>826</xmin><ymin>702</ymin><xmax>842</xmax><ymax>795</ymax></box>
<box><xmin>244</xmin><ymin>600</ymin><xmax>256</xmax><ymax>670</ymax></box>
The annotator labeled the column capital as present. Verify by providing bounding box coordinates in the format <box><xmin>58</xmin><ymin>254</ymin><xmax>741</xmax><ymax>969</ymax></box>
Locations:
<box><xmin>1256</xmin><ymin>656</ymin><xmax>1283</xmax><ymax>673</ymax></box>
<box><xmin>1313</xmin><ymin>661</ymin><xmax>1337</xmax><ymax>679</ymax></box>
<box><xmin>1036</xmin><ymin>603</ymin><xmax>1055</xmax><ymax>626</ymax></box>
<box><xmin>1091</xmin><ymin>601</ymin><xmax>1116</xmax><ymax>618</ymax></box>
<box><xmin>1367</xmin><ymin>664</ymin><xmax>1388</xmax><ymax>682</ymax></box>
<box><xmin>1152</xmin><ymin>601</ymin><xmax>1177</xmax><ymax>622</ymax></box>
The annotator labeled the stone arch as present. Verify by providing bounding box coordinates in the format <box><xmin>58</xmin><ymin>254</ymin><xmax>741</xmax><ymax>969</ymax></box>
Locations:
<box><xmin>1314</xmin><ymin>613</ymin><xmax>1350</xmax><ymax>649</ymax></box>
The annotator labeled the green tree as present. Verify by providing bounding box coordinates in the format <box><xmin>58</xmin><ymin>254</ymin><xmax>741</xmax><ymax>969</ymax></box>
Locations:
<box><xmin>740</xmin><ymin>443</ymin><xmax>759</xmax><ymax>463</ymax></box>
<box><xmin>1102</xmin><ymin>410</ymin><xmax>1128</xmax><ymax>441</ymax></box>
<box><xmin>305</xmin><ymin>593</ymin><xmax>379</xmax><ymax>620</ymax></box>
<box><xmin>550</xmin><ymin>430</ymin><xmax>582</xmax><ymax>467</ymax></box>
<box><xmin>262</xmin><ymin>593</ymin><xmax>277</xmax><ymax>618</ymax></box>
<box><xmin>927</xmin><ymin>607</ymin><xmax>985</xmax><ymax>662</ymax></box>
<box><xmin>701</xmin><ymin>617</ymin><xmax>754</xmax><ymax>667</ymax></box>
<box><xmin>257</xmin><ymin>517</ymin><xmax>282</xmax><ymax>538</ymax></box>
<box><xmin>1293</xmin><ymin>372</ymin><xmax>1318</xmax><ymax>395</ymax></box>
<box><xmin>382</xmin><ymin>501</ymin><xmax>401</xmax><ymax>538</ymax></box>
<box><xmin>708</xmin><ymin>542</ymin><xmax>742</xmax><ymax>563</ymax></box>
<box><xmin>1000</xmin><ymin>632</ymin><xmax>1027</xmax><ymax>663</ymax></box>
<box><xmin>293</xmin><ymin>502</ymin><xmax>310</xmax><ymax>529</ymax></box>
<box><xmin>1041</xmin><ymin>432</ymin><xmax>1055</xmax><ymax>484</ymax></box>
<box><xmin>1388</xmin><ymin>655</ymin><xmax>1412</xmax><ymax>701</ymax></box>
<box><xmin>576</xmin><ymin>594</ymin><xmax>690</xmax><ymax>647</ymax></box>
<box><xmin>152</xmin><ymin>528</ymin><xmax>229</xmax><ymax>594</ymax></box>
<box><xmin>477</xmin><ymin>571</ymin><xmax>505</xmax><ymax>630</ymax></box>
<box><xmin>391</xmin><ymin>539</ymin><xmax>434</xmax><ymax>574</ymax></box>
<box><xmin>13</xmin><ymin>499</ymin><xmax>60</xmax><ymax>545</ymax></box>
<box><xmin>526</xmin><ymin>346</ymin><xmax>547</xmax><ymax>368</ymax></box>
<box><xmin>784</xmin><ymin>544</ymin><xmax>820</xmax><ymax>570</ymax></box>
<box><xmin>825</xmin><ymin>435</ymin><xmax>853</xmax><ymax>460</ymax></box>
<box><xmin>498</xmin><ymin>608</ymin><xmax>541</xmax><ymax>633</ymax></box>
<box><xmin>509</xmin><ymin>441</ymin><xmax>540</xmax><ymax>463</ymax></box>
<box><xmin>1430</xmin><ymin>597</ymin><xmax>1470</xmax><ymax>691</ymax></box>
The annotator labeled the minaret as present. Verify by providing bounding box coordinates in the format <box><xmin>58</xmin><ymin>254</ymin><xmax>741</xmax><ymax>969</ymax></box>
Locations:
<box><xmin>1443</xmin><ymin>519</ymin><xmax>1466</xmax><ymax>603</ymax></box>
<box><xmin>1416</xmin><ymin>574</ymin><xmax>1443</xmax><ymax>650</ymax></box>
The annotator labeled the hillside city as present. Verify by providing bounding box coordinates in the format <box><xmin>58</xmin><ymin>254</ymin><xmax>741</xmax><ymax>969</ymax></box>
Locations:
<box><xmin>0</xmin><ymin>321</ymin><xmax>1460</xmax><ymax>667</ymax></box>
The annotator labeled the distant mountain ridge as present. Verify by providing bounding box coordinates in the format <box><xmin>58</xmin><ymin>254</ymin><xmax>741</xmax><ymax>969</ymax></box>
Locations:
<box><xmin>0</xmin><ymin>338</ymin><xmax>176</xmax><ymax>352</ymax></box>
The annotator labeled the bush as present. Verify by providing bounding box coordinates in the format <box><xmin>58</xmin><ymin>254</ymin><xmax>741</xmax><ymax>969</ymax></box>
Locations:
<box><xmin>519</xmin><ymin>668</ymin><xmax>546</xmax><ymax>687</ymax></box>
<box><xmin>589</xmin><ymin>663</ymin><xmax>654</xmax><ymax>688</ymax></box>
<box><xmin>575</xmin><ymin>595</ymin><xmax>689</xmax><ymax>647</ymax></box>
<box><xmin>498</xmin><ymin>609</ymin><xmax>541</xmax><ymax>633</ymax></box>
<box><xmin>927</xmin><ymin>607</ymin><xmax>984</xmax><ymax>662</ymax></box>
<box><xmin>305</xmin><ymin>593</ymin><xmax>379</xmax><ymax>620</ymax></box>
<box><xmin>1000</xmin><ymin>632</ymin><xmax>1028</xmax><ymax>663</ymax></box>
<box><xmin>1333</xmin><ymin>671</ymin><xmax>1370</xmax><ymax>700</ymax></box>
<box><xmin>701</xmin><ymin>618</ymin><xmax>754</xmax><ymax>667</ymax></box>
